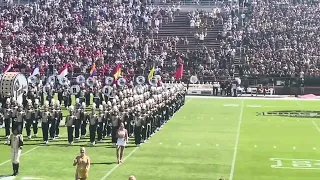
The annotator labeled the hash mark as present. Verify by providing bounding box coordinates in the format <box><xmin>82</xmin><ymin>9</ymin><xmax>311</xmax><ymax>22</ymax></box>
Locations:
<box><xmin>254</xmin><ymin>145</ymin><xmax>257</xmax><ymax>148</ymax></box>
<box><xmin>313</xmin><ymin>147</ymin><xmax>317</xmax><ymax>150</ymax></box>
<box><xmin>178</xmin><ymin>143</ymin><xmax>181</xmax><ymax>146</ymax></box>
<box><xmin>159</xmin><ymin>142</ymin><xmax>163</xmax><ymax>145</ymax></box>
<box><xmin>196</xmin><ymin>144</ymin><xmax>200</xmax><ymax>146</ymax></box>
<box><xmin>274</xmin><ymin>146</ymin><xmax>277</xmax><ymax>148</ymax></box>
<box><xmin>293</xmin><ymin>146</ymin><xmax>296</xmax><ymax>150</ymax></box>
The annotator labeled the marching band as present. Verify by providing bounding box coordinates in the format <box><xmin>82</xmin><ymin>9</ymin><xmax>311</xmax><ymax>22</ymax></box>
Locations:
<box><xmin>0</xmin><ymin>79</ymin><xmax>186</xmax><ymax>146</ymax></box>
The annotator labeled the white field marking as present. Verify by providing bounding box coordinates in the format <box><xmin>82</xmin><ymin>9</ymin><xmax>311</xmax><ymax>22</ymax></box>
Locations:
<box><xmin>312</xmin><ymin>121</ymin><xmax>320</xmax><ymax>132</ymax></box>
<box><xmin>313</xmin><ymin>147</ymin><xmax>317</xmax><ymax>150</ymax></box>
<box><xmin>293</xmin><ymin>146</ymin><xmax>296</xmax><ymax>150</ymax></box>
<box><xmin>254</xmin><ymin>145</ymin><xmax>257</xmax><ymax>148</ymax></box>
<box><xmin>216</xmin><ymin>144</ymin><xmax>219</xmax><ymax>147</ymax></box>
<box><xmin>246</xmin><ymin>105</ymin><xmax>262</xmax><ymax>108</ymax></box>
<box><xmin>0</xmin><ymin>132</ymin><xmax>68</xmax><ymax>167</ymax></box>
<box><xmin>0</xmin><ymin>176</ymin><xmax>15</xmax><ymax>180</ymax></box>
<box><xmin>196</xmin><ymin>144</ymin><xmax>200</xmax><ymax>146</ymax></box>
<box><xmin>100</xmin><ymin>147</ymin><xmax>139</xmax><ymax>180</ymax></box>
<box><xmin>178</xmin><ymin>143</ymin><xmax>181</xmax><ymax>146</ymax></box>
<box><xmin>274</xmin><ymin>146</ymin><xmax>277</xmax><ymax>149</ymax></box>
<box><xmin>187</xmin><ymin>95</ymin><xmax>320</xmax><ymax>101</ymax></box>
<box><xmin>223</xmin><ymin>104</ymin><xmax>239</xmax><ymax>107</ymax></box>
<box><xmin>184</xmin><ymin>117</ymin><xmax>186</xmax><ymax>119</ymax></box>
<box><xmin>282</xmin><ymin>120</ymin><xmax>284</xmax><ymax>122</ymax></box>
<box><xmin>0</xmin><ymin>146</ymin><xmax>40</xmax><ymax>167</ymax></box>
<box><xmin>226</xmin><ymin>118</ymin><xmax>228</xmax><ymax>120</ymax></box>
<box><xmin>271</xmin><ymin>157</ymin><xmax>320</xmax><ymax>161</ymax></box>
<box><xmin>159</xmin><ymin>142</ymin><xmax>163</xmax><ymax>145</ymax></box>
<box><xmin>229</xmin><ymin>100</ymin><xmax>244</xmax><ymax>180</ymax></box>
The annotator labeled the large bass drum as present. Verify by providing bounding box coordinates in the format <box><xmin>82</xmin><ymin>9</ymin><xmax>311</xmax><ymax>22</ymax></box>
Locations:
<box><xmin>0</xmin><ymin>72</ymin><xmax>28</xmax><ymax>104</ymax></box>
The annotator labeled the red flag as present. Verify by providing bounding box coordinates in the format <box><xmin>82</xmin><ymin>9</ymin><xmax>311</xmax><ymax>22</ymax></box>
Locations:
<box><xmin>174</xmin><ymin>64</ymin><xmax>184</xmax><ymax>80</ymax></box>
<box><xmin>112</xmin><ymin>64</ymin><xmax>121</xmax><ymax>80</ymax></box>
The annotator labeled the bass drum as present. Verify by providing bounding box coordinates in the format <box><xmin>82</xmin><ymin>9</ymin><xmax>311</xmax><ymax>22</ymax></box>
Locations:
<box><xmin>0</xmin><ymin>72</ymin><xmax>28</xmax><ymax>105</ymax></box>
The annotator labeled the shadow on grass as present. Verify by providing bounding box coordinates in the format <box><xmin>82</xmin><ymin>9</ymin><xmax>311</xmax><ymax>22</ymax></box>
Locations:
<box><xmin>91</xmin><ymin>162</ymin><xmax>116</xmax><ymax>165</ymax></box>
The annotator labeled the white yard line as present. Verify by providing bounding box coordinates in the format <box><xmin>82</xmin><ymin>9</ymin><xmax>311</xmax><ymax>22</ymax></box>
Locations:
<box><xmin>99</xmin><ymin>147</ymin><xmax>139</xmax><ymax>180</ymax></box>
<box><xmin>312</xmin><ymin>121</ymin><xmax>320</xmax><ymax>132</ymax></box>
<box><xmin>0</xmin><ymin>132</ymin><xmax>67</xmax><ymax>167</ymax></box>
<box><xmin>100</xmin><ymin>98</ymin><xmax>192</xmax><ymax>179</ymax></box>
<box><xmin>229</xmin><ymin>100</ymin><xmax>244</xmax><ymax>180</ymax></box>
<box><xmin>295</xmin><ymin>101</ymin><xmax>320</xmax><ymax>132</ymax></box>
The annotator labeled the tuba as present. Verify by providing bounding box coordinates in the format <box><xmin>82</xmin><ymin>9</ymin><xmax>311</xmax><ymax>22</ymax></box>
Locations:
<box><xmin>102</xmin><ymin>85</ymin><xmax>112</xmax><ymax>97</ymax></box>
<box><xmin>149</xmin><ymin>76</ymin><xmax>158</xmax><ymax>87</ymax></box>
<box><xmin>28</xmin><ymin>75</ymin><xmax>39</xmax><ymax>85</ymax></box>
<box><xmin>70</xmin><ymin>85</ymin><xmax>80</xmax><ymax>95</ymax></box>
<box><xmin>117</xmin><ymin>77</ymin><xmax>127</xmax><ymax>87</ymax></box>
<box><xmin>86</xmin><ymin>77</ymin><xmax>95</xmax><ymax>87</ymax></box>
<box><xmin>136</xmin><ymin>76</ymin><xmax>145</xmax><ymax>85</ymax></box>
<box><xmin>47</xmin><ymin>75</ymin><xmax>56</xmax><ymax>85</ymax></box>
<box><xmin>105</xmin><ymin>76</ymin><xmax>114</xmax><ymax>86</ymax></box>
<box><xmin>76</xmin><ymin>75</ymin><xmax>86</xmax><ymax>84</ymax></box>
<box><xmin>59</xmin><ymin>77</ymin><xmax>69</xmax><ymax>86</ymax></box>
<box><xmin>189</xmin><ymin>75</ymin><xmax>198</xmax><ymax>84</ymax></box>
<box><xmin>130</xmin><ymin>120</ymin><xmax>135</xmax><ymax>126</ymax></box>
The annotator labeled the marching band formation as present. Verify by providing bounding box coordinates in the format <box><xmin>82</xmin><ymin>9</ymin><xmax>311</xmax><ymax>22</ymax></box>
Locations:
<box><xmin>1</xmin><ymin>81</ymin><xmax>186</xmax><ymax>146</ymax></box>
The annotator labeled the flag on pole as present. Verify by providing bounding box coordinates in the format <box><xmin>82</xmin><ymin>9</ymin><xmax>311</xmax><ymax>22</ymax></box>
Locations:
<box><xmin>174</xmin><ymin>64</ymin><xmax>184</xmax><ymax>80</ymax></box>
<box><xmin>57</xmin><ymin>64</ymin><xmax>69</xmax><ymax>80</ymax></box>
<box><xmin>89</xmin><ymin>63</ymin><xmax>97</xmax><ymax>77</ymax></box>
<box><xmin>3</xmin><ymin>63</ymin><xmax>12</xmax><ymax>73</ymax></box>
<box><xmin>148</xmin><ymin>66</ymin><xmax>155</xmax><ymax>80</ymax></box>
<box><xmin>112</xmin><ymin>64</ymin><xmax>121</xmax><ymax>80</ymax></box>
<box><xmin>31</xmin><ymin>64</ymin><xmax>40</xmax><ymax>76</ymax></box>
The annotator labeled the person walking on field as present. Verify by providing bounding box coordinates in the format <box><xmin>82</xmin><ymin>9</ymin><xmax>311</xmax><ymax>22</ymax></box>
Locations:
<box><xmin>73</xmin><ymin>147</ymin><xmax>91</xmax><ymax>180</ymax></box>
<box><xmin>9</xmin><ymin>127</ymin><xmax>23</xmax><ymax>176</ymax></box>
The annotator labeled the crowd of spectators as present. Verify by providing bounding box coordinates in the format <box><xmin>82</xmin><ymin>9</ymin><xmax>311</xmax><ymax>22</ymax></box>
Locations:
<box><xmin>240</xmin><ymin>0</ymin><xmax>320</xmax><ymax>77</ymax></box>
<box><xmin>0</xmin><ymin>0</ymin><xmax>240</xmax><ymax>83</ymax></box>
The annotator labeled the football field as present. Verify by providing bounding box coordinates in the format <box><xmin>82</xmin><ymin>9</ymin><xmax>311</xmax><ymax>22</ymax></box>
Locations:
<box><xmin>0</xmin><ymin>96</ymin><xmax>320</xmax><ymax>180</ymax></box>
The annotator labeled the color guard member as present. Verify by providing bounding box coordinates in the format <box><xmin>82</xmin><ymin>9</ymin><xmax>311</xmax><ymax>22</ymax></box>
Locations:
<box><xmin>116</xmin><ymin>122</ymin><xmax>128</xmax><ymax>164</ymax></box>
<box><xmin>88</xmin><ymin>105</ymin><xmax>97</xmax><ymax>145</ymax></box>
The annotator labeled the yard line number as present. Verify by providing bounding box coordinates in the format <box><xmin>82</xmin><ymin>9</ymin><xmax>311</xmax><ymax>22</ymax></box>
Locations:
<box><xmin>270</xmin><ymin>158</ymin><xmax>320</xmax><ymax>170</ymax></box>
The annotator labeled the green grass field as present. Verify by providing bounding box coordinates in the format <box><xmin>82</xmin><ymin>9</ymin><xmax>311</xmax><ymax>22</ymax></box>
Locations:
<box><xmin>0</xmin><ymin>96</ymin><xmax>320</xmax><ymax>180</ymax></box>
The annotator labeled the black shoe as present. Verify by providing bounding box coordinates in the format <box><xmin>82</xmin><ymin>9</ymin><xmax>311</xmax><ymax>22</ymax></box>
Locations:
<box><xmin>12</xmin><ymin>172</ymin><xmax>17</xmax><ymax>176</ymax></box>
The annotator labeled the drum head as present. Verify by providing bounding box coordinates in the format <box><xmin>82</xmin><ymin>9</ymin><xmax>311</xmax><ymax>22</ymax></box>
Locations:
<box><xmin>13</xmin><ymin>73</ymin><xmax>28</xmax><ymax>104</ymax></box>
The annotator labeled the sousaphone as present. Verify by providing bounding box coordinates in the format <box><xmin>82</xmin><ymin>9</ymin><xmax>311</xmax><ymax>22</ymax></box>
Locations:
<box><xmin>59</xmin><ymin>77</ymin><xmax>69</xmax><ymax>86</ymax></box>
<box><xmin>105</xmin><ymin>76</ymin><xmax>114</xmax><ymax>86</ymax></box>
<box><xmin>70</xmin><ymin>85</ymin><xmax>81</xmax><ymax>95</ymax></box>
<box><xmin>76</xmin><ymin>75</ymin><xmax>86</xmax><ymax>84</ymax></box>
<box><xmin>189</xmin><ymin>75</ymin><xmax>198</xmax><ymax>84</ymax></box>
<box><xmin>149</xmin><ymin>76</ymin><xmax>158</xmax><ymax>87</ymax></box>
<box><xmin>86</xmin><ymin>77</ymin><xmax>95</xmax><ymax>87</ymax></box>
<box><xmin>136</xmin><ymin>76</ymin><xmax>145</xmax><ymax>85</ymax></box>
<box><xmin>28</xmin><ymin>75</ymin><xmax>39</xmax><ymax>85</ymax></box>
<box><xmin>102</xmin><ymin>85</ymin><xmax>112</xmax><ymax>97</ymax></box>
<box><xmin>47</xmin><ymin>75</ymin><xmax>56</xmax><ymax>84</ymax></box>
<box><xmin>117</xmin><ymin>78</ymin><xmax>127</xmax><ymax>87</ymax></box>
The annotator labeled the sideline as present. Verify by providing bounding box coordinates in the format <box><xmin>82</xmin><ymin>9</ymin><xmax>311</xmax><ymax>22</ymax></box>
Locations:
<box><xmin>229</xmin><ymin>100</ymin><xmax>244</xmax><ymax>180</ymax></box>
<box><xmin>99</xmin><ymin>98</ymin><xmax>192</xmax><ymax>180</ymax></box>
<box><xmin>187</xmin><ymin>95</ymin><xmax>320</xmax><ymax>101</ymax></box>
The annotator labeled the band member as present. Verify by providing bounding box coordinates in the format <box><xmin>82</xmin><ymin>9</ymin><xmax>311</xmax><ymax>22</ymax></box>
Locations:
<box><xmin>111</xmin><ymin>106</ymin><xmax>120</xmax><ymax>146</ymax></box>
<box><xmin>96</xmin><ymin>105</ymin><xmax>105</xmax><ymax>142</ymax></box>
<box><xmin>4</xmin><ymin>98</ymin><xmax>12</xmax><ymax>144</ymax></box>
<box><xmin>49</xmin><ymin>99</ymin><xmax>57</xmax><ymax>140</ymax></box>
<box><xmin>47</xmin><ymin>88</ymin><xmax>54</xmax><ymax>104</ymax></box>
<box><xmin>79</xmin><ymin>90</ymin><xmax>86</xmax><ymax>104</ymax></box>
<box><xmin>33</xmin><ymin>99</ymin><xmax>40</xmax><ymax>137</ymax></box>
<box><xmin>80</xmin><ymin>102</ymin><xmax>87</xmax><ymax>138</ymax></box>
<box><xmin>74</xmin><ymin>99</ymin><xmax>81</xmax><ymax>141</ymax></box>
<box><xmin>15</xmin><ymin>104</ymin><xmax>25</xmax><ymax>134</ymax></box>
<box><xmin>85</xmin><ymin>89</ymin><xmax>91</xmax><ymax>106</ymax></box>
<box><xmin>55</xmin><ymin>100</ymin><xmax>62</xmax><ymax>137</ymax></box>
<box><xmin>25</xmin><ymin>99</ymin><xmax>35</xmax><ymax>139</ymax></box>
<box><xmin>89</xmin><ymin>105</ymin><xmax>97</xmax><ymax>145</ymax></box>
<box><xmin>9</xmin><ymin>127</ymin><xmax>23</xmax><ymax>176</ymax></box>
<box><xmin>41</xmin><ymin>101</ymin><xmax>51</xmax><ymax>144</ymax></box>
<box><xmin>141</xmin><ymin>105</ymin><xmax>148</xmax><ymax>143</ymax></box>
<box><xmin>73</xmin><ymin>147</ymin><xmax>90</xmax><ymax>180</ymax></box>
<box><xmin>134</xmin><ymin>107</ymin><xmax>144</xmax><ymax>146</ymax></box>
<box><xmin>93</xmin><ymin>89</ymin><xmax>100</xmax><ymax>108</ymax></box>
<box><xmin>103</xmin><ymin>101</ymin><xmax>112</xmax><ymax>138</ymax></box>
<box><xmin>116</xmin><ymin>122</ymin><xmax>128</xmax><ymax>164</ymax></box>
<box><xmin>67</xmin><ymin>106</ymin><xmax>76</xmax><ymax>145</ymax></box>
<box><xmin>63</xmin><ymin>88</ymin><xmax>70</xmax><ymax>108</ymax></box>
<box><xmin>57</xmin><ymin>87</ymin><xmax>63</xmax><ymax>103</ymax></box>
<box><xmin>11</xmin><ymin>101</ymin><xmax>18</xmax><ymax>131</ymax></box>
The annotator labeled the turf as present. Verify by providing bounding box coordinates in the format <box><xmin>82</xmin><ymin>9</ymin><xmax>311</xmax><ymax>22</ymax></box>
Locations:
<box><xmin>0</xmin><ymin>97</ymin><xmax>320</xmax><ymax>180</ymax></box>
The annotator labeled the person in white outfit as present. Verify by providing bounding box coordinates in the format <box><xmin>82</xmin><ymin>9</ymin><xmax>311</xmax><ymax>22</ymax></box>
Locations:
<box><xmin>116</xmin><ymin>122</ymin><xmax>128</xmax><ymax>164</ymax></box>
<box><xmin>9</xmin><ymin>127</ymin><xmax>23</xmax><ymax>176</ymax></box>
